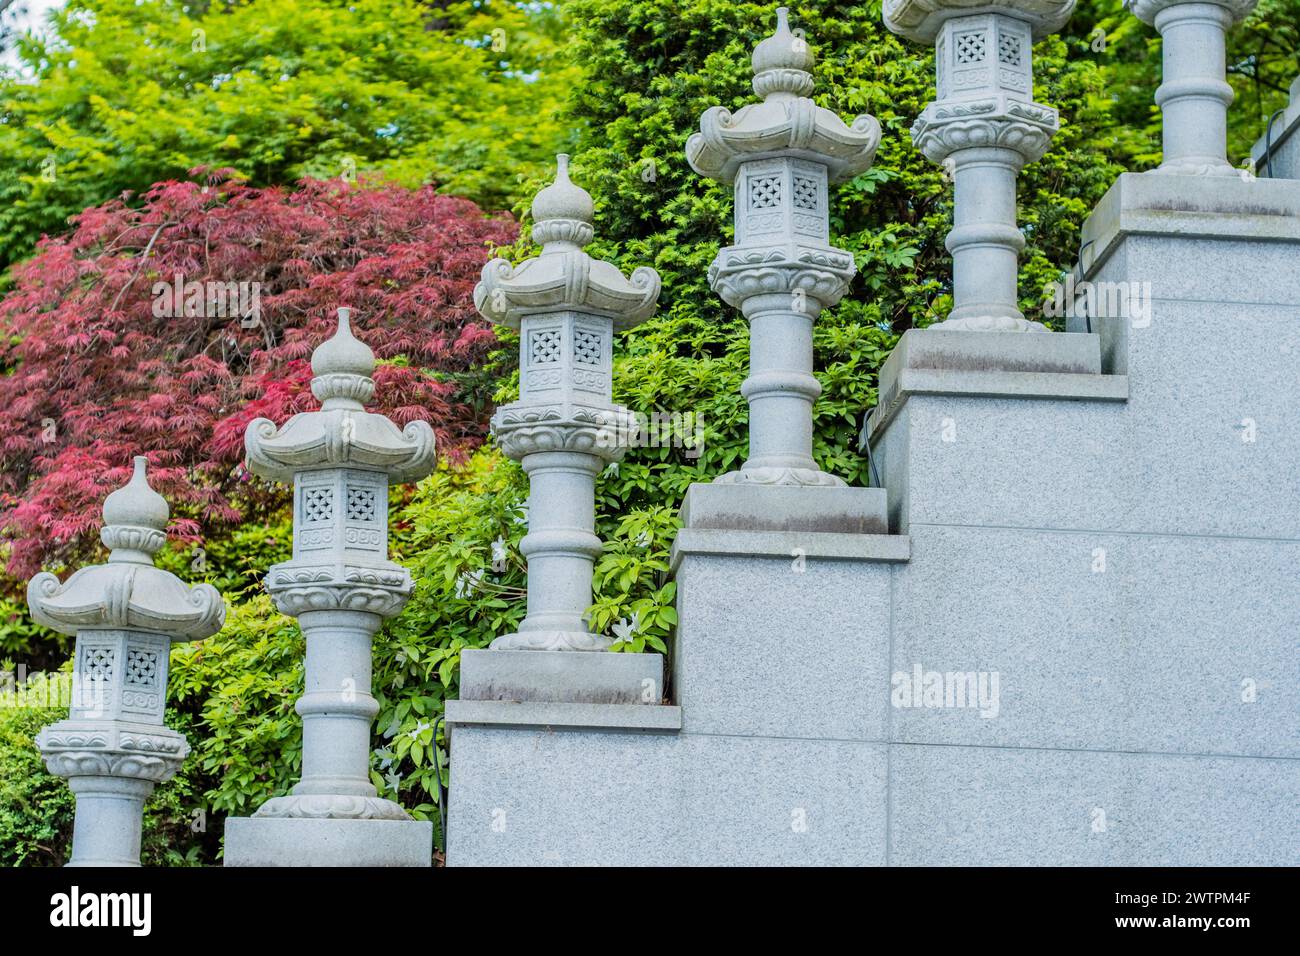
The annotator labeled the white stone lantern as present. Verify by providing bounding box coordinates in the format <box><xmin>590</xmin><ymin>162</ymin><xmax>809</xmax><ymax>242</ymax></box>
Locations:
<box><xmin>884</xmin><ymin>0</ymin><xmax>1074</xmax><ymax>331</ymax></box>
<box><xmin>474</xmin><ymin>154</ymin><xmax>661</xmax><ymax>651</ymax></box>
<box><xmin>687</xmin><ymin>7</ymin><xmax>881</xmax><ymax>485</ymax></box>
<box><xmin>224</xmin><ymin>309</ymin><xmax>437</xmax><ymax>867</ymax></box>
<box><xmin>30</xmin><ymin>457</ymin><xmax>226</xmax><ymax>866</ymax></box>
<box><xmin>1125</xmin><ymin>0</ymin><xmax>1257</xmax><ymax>176</ymax></box>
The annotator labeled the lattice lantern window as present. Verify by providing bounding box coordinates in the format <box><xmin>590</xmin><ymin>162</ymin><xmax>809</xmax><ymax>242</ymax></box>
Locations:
<box><xmin>71</xmin><ymin>630</ymin><xmax>169</xmax><ymax>722</ymax></box>
<box><xmin>293</xmin><ymin>470</ymin><xmax>387</xmax><ymax>559</ymax></box>
<box><xmin>734</xmin><ymin>158</ymin><xmax>829</xmax><ymax>246</ymax></box>
<box><xmin>937</xmin><ymin>14</ymin><xmax>1033</xmax><ymax>101</ymax></box>
<box><xmin>519</xmin><ymin>313</ymin><xmax>613</xmax><ymax>402</ymax></box>
<box><xmin>342</xmin><ymin>470</ymin><xmax>386</xmax><ymax>556</ymax></box>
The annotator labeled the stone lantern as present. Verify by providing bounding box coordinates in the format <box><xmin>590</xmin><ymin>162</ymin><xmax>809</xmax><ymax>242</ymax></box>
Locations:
<box><xmin>884</xmin><ymin>0</ymin><xmax>1075</xmax><ymax>331</ymax></box>
<box><xmin>1125</xmin><ymin>0</ymin><xmax>1257</xmax><ymax>176</ymax></box>
<box><xmin>474</xmin><ymin>154</ymin><xmax>660</xmax><ymax>651</ymax></box>
<box><xmin>30</xmin><ymin>456</ymin><xmax>226</xmax><ymax>866</ymax></box>
<box><xmin>223</xmin><ymin>308</ymin><xmax>437</xmax><ymax>867</ymax></box>
<box><xmin>687</xmin><ymin>7</ymin><xmax>880</xmax><ymax>485</ymax></box>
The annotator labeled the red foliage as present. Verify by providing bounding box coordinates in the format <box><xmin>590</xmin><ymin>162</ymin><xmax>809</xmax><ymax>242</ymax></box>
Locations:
<box><xmin>0</xmin><ymin>169</ymin><xmax>516</xmax><ymax>578</ymax></box>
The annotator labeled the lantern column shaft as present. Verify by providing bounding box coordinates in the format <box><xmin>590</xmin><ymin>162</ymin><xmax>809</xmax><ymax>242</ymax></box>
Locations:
<box><xmin>293</xmin><ymin>609</ymin><xmax>381</xmax><ymax>797</ymax></box>
<box><xmin>66</xmin><ymin>777</ymin><xmax>153</xmax><ymax>867</ymax></box>
<box><xmin>947</xmin><ymin>148</ymin><xmax>1026</xmax><ymax>325</ymax></box>
<box><xmin>1155</xmin><ymin>3</ymin><xmax>1235</xmax><ymax>172</ymax></box>
<box><xmin>742</xmin><ymin>295</ymin><xmax>820</xmax><ymax>473</ymax></box>
<box><xmin>516</xmin><ymin>452</ymin><xmax>604</xmax><ymax>639</ymax></box>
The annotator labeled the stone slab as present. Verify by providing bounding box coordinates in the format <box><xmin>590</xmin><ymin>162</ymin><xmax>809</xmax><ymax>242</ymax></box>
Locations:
<box><xmin>885</xmin><ymin>328</ymin><xmax>1103</xmax><ymax>375</ymax></box>
<box><xmin>445</xmin><ymin>699</ymin><xmax>682</xmax><ymax>731</ymax></box>
<box><xmin>672</xmin><ymin>548</ymin><xmax>894</xmax><ymax>740</ymax></box>
<box><xmin>223</xmin><ymin>817</ymin><xmax>433</xmax><ymax>867</ymax></box>
<box><xmin>867</xmin><ymin>299</ymin><xmax>1300</xmax><ymax>541</ymax></box>
<box><xmin>867</xmin><ymin>328</ymin><xmax>1117</xmax><ymax>440</ymax></box>
<box><xmin>1080</xmin><ymin>172</ymin><xmax>1300</xmax><ymax>277</ymax></box>
<box><xmin>446</xmin><ymin>727</ymin><xmax>887</xmax><ymax>866</ymax></box>
<box><xmin>866</xmin><ymin>368</ymin><xmax>1128</xmax><ymax>441</ymax></box>
<box><xmin>678</xmin><ymin>481</ymin><xmax>887</xmax><ymax>534</ymax></box>
<box><xmin>670</xmin><ymin>527</ymin><xmax>909</xmax><ymax>573</ymax></box>
<box><xmin>1096</xmin><ymin>235</ymin><xmax>1300</xmax><ymax>307</ymax></box>
<box><xmin>458</xmin><ymin>647</ymin><xmax>664</xmax><ymax>704</ymax></box>
<box><xmin>889</xmin><ymin>744</ymin><xmax>1300</xmax><ymax>866</ymax></box>
<box><xmin>888</xmin><ymin>524</ymin><xmax>1300</xmax><ymax>759</ymax></box>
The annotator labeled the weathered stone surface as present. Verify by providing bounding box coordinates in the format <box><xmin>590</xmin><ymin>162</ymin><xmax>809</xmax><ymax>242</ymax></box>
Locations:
<box><xmin>672</xmin><ymin>548</ymin><xmax>895</xmax><ymax>740</ymax></box>
<box><xmin>865</xmin><ymin>328</ymin><xmax>1114</xmax><ymax>438</ymax></box>
<box><xmin>223</xmin><ymin>818</ymin><xmax>433</xmax><ymax>867</ymax></box>
<box><xmin>439</xmin><ymin>12</ymin><xmax>1297</xmax><ymax>872</ymax></box>
<box><xmin>446</xmin><ymin>728</ymin><xmax>887</xmax><ymax>866</ymax></box>
<box><xmin>670</xmin><ymin>528</ymin><xmax>910</xmax><ymax>569</ymax></box>
<box><xmin>890</xmin><ymin>744</ymin><xmax>1298</xmax><ymax>866</ymax></box>
<box><xmin>884</xmin><ymin>0</ymin><xmax>1076</xmax><ymax>43</ymax></box>
<box><xmin>1125</xmin><ymin>0</ymin><xmax>1258</xmax><ymax>177</ymax></box>
<box><xmin>884</xmin><ymin>2</ymin><xmax>1073</xmax><ymax>331</ymax></box>
<box><xmin>889</xmin><ymin>524</ymin><xmax>1299</xmax><ymax>758</ymax></box>
<box><xmin>679</xmin><ymin>482</ymin><xmax>887</xmax><ymax>534</ymax></box>
<box><xmin>1079</xmin><ymin>172</ymin><xmax>1300</xmax><ymax>276</ymax></box>
<box><xmin>458</xmin><ymin>648</ymin><xmax>665</xmax><ymax>705</ymax></box>
<box><xmin>446</xmin><ymin>700</ymin><xmax>682</xmax><ymax>732</ymax></box>
<box><xmin>688</xmin><ymin>9</ymin><xmax>879</xmax><ymax>487</ymax></box>
<box><xmin>685</xmin><ymin>8</ymin><xmax>879</xmax><ymax>185</ymax></box>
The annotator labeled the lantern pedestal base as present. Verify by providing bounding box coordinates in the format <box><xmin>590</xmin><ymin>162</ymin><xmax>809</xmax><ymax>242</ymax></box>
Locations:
<box><xmin>223</xmin><ymin>816</ymin><xmax>433</xmax><ymax>867</ymax></box>
<box><xmin>679</xmin><ymin>482</ymin><xmax>887</xmax><ymax>535</ymax></box>
<box><xmin>864</xmin><ymin>328</ymin><xmax>1115</xmax><ymax>444</ymax></box>
<box><xmin>460</xmin><ymin>647</ymin><xmax>665</xmax><ymax>704</ymax></box>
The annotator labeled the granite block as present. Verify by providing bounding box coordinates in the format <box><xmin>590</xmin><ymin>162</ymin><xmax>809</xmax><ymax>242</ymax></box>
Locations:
<box><xmin>673</xmin><ymin>550</ymin><xmax>894</xmax><ymax>740</ymax></box>
<box><xmin>446</xmin><ymin>727</ymin><xmax>887</xmax><ymax>866</ymax></box>
<box><xmin>889</xmin><ymin>744</ymin><xmax>1299</xmax><ymax>866</ymax></box>
<box><xmin>223</xmin><ymin>817</ymin><xmax>433</xmax><ymax>867</ymax></box>
<box><xmin>889</xmin><ymin>525</ymin><xmax>1300</xmax><ymax>758</ymax></box>
<box><xmin>679</xmin><ymin>481</ymin><xmax>887</xmax><ymax>534</ymax></box>
<box><xmin>458</xmin><ymin>647</ymin><xmax>665</xmax><ymax>705</ymax></box>
<box><xmin>445</xmin><ymin>699</ymin><xmax>682</xmax><ymax>731</ymax></box>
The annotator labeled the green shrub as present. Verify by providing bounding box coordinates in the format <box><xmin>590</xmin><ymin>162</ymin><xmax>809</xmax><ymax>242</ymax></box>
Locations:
<box><xmin>0</xmin><ymin>680</ymin><xmax>73</xmax><ymax>867</ymax></box>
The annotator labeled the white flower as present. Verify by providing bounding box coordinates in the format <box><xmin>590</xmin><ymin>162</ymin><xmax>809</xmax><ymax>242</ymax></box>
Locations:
<box><xmin>455</xmin><ymin>569</ymin><xmax>485</xmax><ymax>598</ymax></box>
<box><xmin>406</xmin><ymin>719</ymin><xmax>433</xmax><ymax>741</ymax></box>
<box><xmin>612</xmin><ymin>611</ymin><xmax>642</xmax><ymax>643</ymax></box>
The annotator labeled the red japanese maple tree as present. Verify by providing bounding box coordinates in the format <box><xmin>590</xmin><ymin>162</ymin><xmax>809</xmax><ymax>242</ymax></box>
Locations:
<box><xmin>0</xmin><ymin>169</ymin><xmax>516</xmax><ymax>579</ymax></box>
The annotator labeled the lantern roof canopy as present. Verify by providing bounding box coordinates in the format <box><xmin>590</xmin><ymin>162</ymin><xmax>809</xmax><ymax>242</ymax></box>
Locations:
<box><xmin>27</xmin><ymin>457</ymin><xmax>226</xmax><ymax>640</ymax></box>
<box><xmin>884</xmin><ymin>0</ymin><xmax>1076</xmax><ymax>43</ymax></box>
<box><xmin>244</xmin><ymin>310</ymin><xmax>437</xmax><ymax>484</ymax></box>
<box><xmin>686</xmin><ymin>7</ymin><xmax>881</xmax><ymax>184</ymax></box>
<box><xmin>473</xmin><ymin>155</ymin><xmax>661</xmax><ymax>331</ymax></box>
